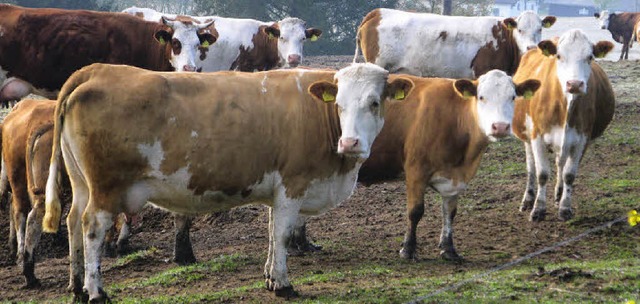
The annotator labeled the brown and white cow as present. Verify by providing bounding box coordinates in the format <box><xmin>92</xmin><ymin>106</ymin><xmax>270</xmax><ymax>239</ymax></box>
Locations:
<box><xmin>355</xmin><ymin>70</ymin><xmax>540</xmax><ymax>260</ymax></box>
<box><xmin>0</xmin><ymin>4</ymin><xmax>217</xmax><ymax>101</ymax></box>
<box><xmin>595</xmin><ymin>10</ymin><xmax>640</xmax><ymax>60</ymax></box>
<box><xmin>355</xmin><ymin>8</ymin><xmax>556</xmax><ymax>78</ymax></box>
<box><xmin>123</xmin><ymin>6</ymin><xmax>322</xmax><ymax>71</ymax></box>
<box><xmin>0</xmin><ymin>99</ymin><xmax>60</xmax><ymax>287</ymax></box>
<box><xmin>42</xmin><ymin>63</ymin><xmax>411</xmax><ymax>301</ymax></box>
<box><xmin>513</xmin><ymin>29</ymin><xmax>615</xmax><ymax>221</ymax></box>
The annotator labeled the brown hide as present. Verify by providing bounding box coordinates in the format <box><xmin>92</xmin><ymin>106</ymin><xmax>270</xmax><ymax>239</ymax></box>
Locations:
<box><xmin>470</xmin><ymin>22</ymin><xmax>521</xmax><ymax>77</ymax></box>
<box><xmin>605</xmin><ymin>12</ymin><xmax>640</xmax><ymax>59</ymax></box>
<box><xmin>231</xmin><ymin>24</ymin><xmax>280</xmax><ymax>71</ymax></box>
<box><xmin>357</xmin><ymin>9</ymin><xmax>382</xmax><ymax>64</ymax></box>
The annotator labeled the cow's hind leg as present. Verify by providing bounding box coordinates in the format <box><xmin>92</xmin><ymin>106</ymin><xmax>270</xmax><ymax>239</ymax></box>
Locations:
<box><xmin>22</xmin><ymin>196</ymin><xmax>46</xmax><ymax>288</ymax></box>
<box><xmin>173</xmin><ymin>213</ymin><xmax>196</xmax><ymax>265</ymax></box>
<box><xmin>558</xmin><ymin>137</ymin><xmax>587</xmax><ymax>221</ymax></box>
<box><xmin>520</xmin><ymin>142</ymin><xmax>536</xmax><ymax>211</ymax></box>
<box><xmin>399</xmin><ymin>170</ymin><xmax>427</xmax><ymax>260</ymax></box>
<box><xmin>66</xmin><ymin>171</ymin><xmax>89</xmax><ymax>301</ymax></box>
<box><xmin>264</xmin><ymin>207</ymin><xmax>275</xmax><ymax>285</ymax></box>
<box><xmin>8</xmin><ymin>202</ymin><xmax>17</xmax><ymax>263</ymax></box>
<box><xmin>554</xmin><ymin>150</ymin><xmax>565</xmax><ymax>206</ymax></box>
<box><xmin>438</xmin><ymin>194</ymin><xmax>461</xmax><ymax>261</ymax></box>
<box><xmin>82</xmin><ymin>201</ymin><xmax>114</xmax><ymax>303</ymax></box>
<box><xmin>530</xmin><ymin>137</ymin><xmax>550</xmax><ymax>222</ymax></box>
<box><xmin>287</xmin><ymin>216</ymin><xmax>322</xmax><ymax>256</ymax></box>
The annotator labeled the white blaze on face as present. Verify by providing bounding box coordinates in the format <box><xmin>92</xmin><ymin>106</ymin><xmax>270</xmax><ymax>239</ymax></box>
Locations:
<box><xmin>475</xmin><ymin>70</ymin><xmax>517</xmax><ymax>141</ymax></box>
<box><xmin>513</xmin><ymin>11</ymin><xmax>544</xmax><ymax>53</ymax></box>
<box><xmin>276</xmin><ymin>18</ymin><xmax>308</xmax><ymax>68</ymax></box>
<box><xmin>597</xmin><ymin>10</ymin><xmax>610</xmax><ymax>29</ymax></box>
<box><xmin>555</xmin><ymin>29</ymin><xmax>594</xmax><ymax>97</ymax></box>
<box><xmin>165</xmin><ymin>18</ymin><xmax>212</xmax><ymax>72</ymax></box>
<box><xmin>334</xmin><ymin>63</ymin><xmax>389</xmax><ymax>158</ymax></box>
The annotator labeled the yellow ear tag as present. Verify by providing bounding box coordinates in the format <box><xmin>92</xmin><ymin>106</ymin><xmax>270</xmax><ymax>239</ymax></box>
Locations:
<box><xmin>523</xmin><ymin>90</ymin><xmax>534</xmax><ymax>100</ymax></box>
<box><xmin>159</xmin><ymin>37</ymin><xmax>166</xmax><ymax>45</ymax></box>
<box><xmin>322</xmin><ymin>91</ymin><xmax>335</xmax><ymax>102</ymax></box>
<box><xmin>201</xmin><ymin>41</ymin><xmax>210</xmax><ymax>47</ymax></box>
<box><xmin>595</xmin><ymin>52</ymin><xmax>605</xmax><ymax>58</ymax></box>
<box><xmin>507</xmin><ymin>24</ymin><xmax>514</xmax><ymax>30</ymax></box>
<box><xmin>463</xmin><ymin>90</ymin><xmax>473</xmax><ymax>98</ymax></box>
<box><xmin>542</xmin><ymin>49</ymin><xmax>550</xmax><ymax>57</ymax></box>
<box><xmin>268</xmin><ymin>32</ymin><xmax>275</xmax><ymax>39</ymax></box>
<box><xmin>310</xmin><ymin>34</ymin><xmax>318</xmax><ymax>42</ymax></box>
<box><xmin>394</xmin><ymin>89</ymin><xmax>405</xmax><ymax>100</ymax></box>
<box><xmin>543</xmin><ymin>22</ymin><xmax>551</xmax><ymax>28</ymax></box>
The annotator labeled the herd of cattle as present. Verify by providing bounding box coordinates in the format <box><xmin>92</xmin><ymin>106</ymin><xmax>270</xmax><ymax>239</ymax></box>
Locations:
<box><xmin>0</xmin><ymin>3</ymin><xmax>635</xmax><ymax>302</ymax></box>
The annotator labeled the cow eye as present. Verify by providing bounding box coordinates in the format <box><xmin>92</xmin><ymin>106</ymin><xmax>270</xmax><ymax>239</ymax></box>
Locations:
<box><xmin>556</xmin><ymin>54</ymin><xmax>562</xmax><ymax>60</ymax></box>
<box><xmin>371</xmin><ymin>101</ymin><xmax>380</xmax><ymax>108</ymax></box>
<box><xmin>512</xmin><ymin>95</ymin><xmax>516</xmax><ymax>101</ymax></box>
<box><xmin>479</xmin><ymin>96</ymin><xmax>484</xmax><ymax>101</ymax></box>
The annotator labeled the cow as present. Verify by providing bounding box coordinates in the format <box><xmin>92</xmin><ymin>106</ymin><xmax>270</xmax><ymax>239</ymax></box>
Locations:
<box><xmin>594</xmin><ymin>10</ymin><xmax>640</xmax><ymax>60</ymax></box>
<box><xmin>512</xmin><ymin>29</ymin><xmax>615</xmax><ymax>222</ymax></box>
<box><xmin>0</xmin><ymin>4</ymin><xmax>218</xmax><ymax>102</ymax></box>
<box><xmin>354</xmin><ymin>8</ymin><xmax>556</xmax><ymax>78</ymax></box>
<box><xmin>123</xmin><ymin>6</ymin><xmax>322</xmax><ymax>71</ymax></box>
<box><xmin>635</xmin><ymin>20</ymin><xmax>640</xmax><ymax>44</ymax></box>
<box><xmin>41</xmin><ymin>62</ymin><xmax>412</xmax><ymax>301</ymax></box>
<box><xmin>0</xmin><ymin>99</ymin><xmax>60</xmax><ymax>287</ymax></box>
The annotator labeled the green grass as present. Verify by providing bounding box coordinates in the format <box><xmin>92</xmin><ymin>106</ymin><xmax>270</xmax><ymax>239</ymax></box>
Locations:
<box><xmin>112</xmin><ymin>247</ymin><xmax>159</xmax><ymax>268</ymax></box>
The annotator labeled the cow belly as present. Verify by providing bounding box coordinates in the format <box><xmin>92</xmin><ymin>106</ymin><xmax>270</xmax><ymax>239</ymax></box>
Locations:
<box><xmin>298</xmin><ymin>165</ymin><xmax>360</xmax><ymax>216</ymax></box>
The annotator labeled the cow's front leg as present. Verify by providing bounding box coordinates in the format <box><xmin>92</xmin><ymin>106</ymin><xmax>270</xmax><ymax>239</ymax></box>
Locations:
<box><xmin>558</xmin><ymin>135</ymin><xmax>587</xmax><ymax>221</ymax></box>
<box><xmin>82</xmin><ymin>206</ymin><xmax>114</xmax><ymax>303</ymax></box>
<box><xmin>264</xmin><ymin>207</ymin><xmax>274</xmax><ymax>285</ymax></box>
<box><xmin>287</xmin><ymin>216</ymin><xmax>322</xmax><ymax>256</ymax></box>
<box><xmin>438</xmin><ymin>194</ymin><xmax>461</xmax><ymax>260</ymax></box>
<box><xmin>266</xmin><ymin>194</ymin><xmax>301</xmax><ymax>297</ymax></box>
<box><xmin>173</xmin><ymin>213</ymin><xmax>196</xmax><ymax>265</ymax></box>
<box><xmin>520</xmin><ymin>142</ymin><xmax>536</xmax><ymax>211</ymax></box>
<box><xmin>400</xmin><ymin>170</ymin><xmax>426</xmax><ymax>260</ymax></box>
<box><xmin>530</xmin><ymin>137</ymin><xmax>550</xmax><ymax>222</ymax></box>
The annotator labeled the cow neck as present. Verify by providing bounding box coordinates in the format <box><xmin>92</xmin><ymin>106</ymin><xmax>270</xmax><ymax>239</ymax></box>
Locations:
<box><xmin>505</xmin><ymin>27</ymin><xmax>522</xmax><ymax>76</ymax></box>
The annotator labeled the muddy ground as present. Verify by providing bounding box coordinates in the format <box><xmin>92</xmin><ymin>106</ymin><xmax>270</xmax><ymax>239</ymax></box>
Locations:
<box><xmin>0</xmin><ymin>56</ymin><xmax>638</xmax><ymax>303</ymax></box>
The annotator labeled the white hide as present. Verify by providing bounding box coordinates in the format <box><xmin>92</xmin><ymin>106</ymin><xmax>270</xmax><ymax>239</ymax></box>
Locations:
<box><xmin>164</xmin><ymin>19</ymin><xmax>213</xmax><ymax>72</ymax></box>
<box><xmin>275</xmin><ymin>18</ymin><xmax>309</xmax><ymax>67</ymax></box>
<box><xmin>512</xmin><ymin>11</ymin><xmax>545</xmax><ymax>53</ymax></box>
<box><xmin>554</xmin><ymin>29</ymin><xmax>595</xmax><ymax>96</ymax></box>
<box><xmin>334</xmin><ymin>63</ymin><xmax>389</xmax><ymax>158</ymax></box>
<box><xmin>474</xmin><ymin>70</ymin><xmax>517</xmax><ymax>141</ymax></box>
<box><xmin>596</xmin><ymin>10</ymin><xmax>610</xmax><ymax>29</ymax></box>
<box><xmin>376</xmin><ymin>9</ymin><xmax>501</xmax><ymax>78</ymax></box>
<box><xmin>121</xmin><ymin>6</ymin><xmax>175</xmax><ymax>22</ymax></box>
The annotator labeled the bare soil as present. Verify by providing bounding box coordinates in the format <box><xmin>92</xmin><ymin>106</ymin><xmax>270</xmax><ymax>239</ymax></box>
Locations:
<box><xmin>0</xmin><ymin>56</ymin><xmax>638</xmax><ymax>303</ymax></box>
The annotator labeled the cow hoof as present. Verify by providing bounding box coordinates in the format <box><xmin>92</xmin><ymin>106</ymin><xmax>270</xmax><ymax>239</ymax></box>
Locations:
<box><xmin>440</xmin><ymin>250</ymin><xmax>463</xmax><ymax>261</ymax></box>
<box><xmin>399</xmin><ymin>248</ymin><xmax>416</xmax><ymax>260</ymax></box>
<box><xmin>265</xmin><ymin>278</ymin><xmax>274</xmax><ymax>291</ymax></box>
<box><xmin>116</xmin><ymin>240</ymin><xmax>132</xmax><ymax>256</ymax></box>
<box><xmin>520</xmin><ymin>200</ymin><xmax>534</xmax><ymax>212</ymax></box>
<box><xmin>173</xmin><ymin>254</ymin><xmax>196</xmax><ymax>266</ymax></box>
<box><xmin>274</xmin><ymin>286</ymin><xmax>298</xmax><ymax>298</ymax></box>
<box><xmin>72</xmin><ymin>291</ymin><xmax>89</xmax><ymax>303</ymax></box>
<box><xmin>529</xmin><ymin>209</ymin><xmax>546</xmax><ymax>222</ymax></box>
<box><xmin>288</xmin><ymin>241</ymin><xmax>323</xmax><ymax>256</ymax></box>
<box><xmin>558</xmin><ymin>208</ymin><xmax>574</xmax><ymax>221</ymax></box>
<box><xmin>22</xmin><ymin>275</ymin><xmax>41</xmax><ymax>289</ymax></box>
<box><xmin>88</xmin><ymin>288</ymin><xmax>110</xmax><ymax>304</ymax></box>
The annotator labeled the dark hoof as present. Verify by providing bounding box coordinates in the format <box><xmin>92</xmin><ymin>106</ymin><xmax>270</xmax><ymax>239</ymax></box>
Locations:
<box><xmin>288</xmin><ymin>242</ymin><xmax>323</xmax><ymax>256</ymax></box>
<box><xmin>274</xmin><ymin>285</ymin><xmax>298</xmax><ymax>298</ymax></box>
<box><xmin>173</xmin><ymin>253</ymin><xmax>197</xmax><ymax>266</ymax></box>
<box><xmin>265</xmin><ymin>278</ymin><xmax>274</xmax><ymax>291</ymax></box>
<box><xmin>558</xmin><ymin>208</ymin><xmax>574</xmax><ymax>221</ymax></box>
<box><xmin>520</xmin><ymin>200</ymin><xmax>534</xmax><ymax>212</ymax></box>
<box><xmin>440</xmin><ymin>250</ymin><xmax>463</xmax><ymax>261</ymax></box>
<box><xmin>73</xmin><ymin>291</ymin><xmax>89</xmax><ymax>303</ymax></box>
<box><xmin>399</xmin><ymin>247</ymin><xmax>416</xmax><ymax>260</ymax></box>
<box><xmin>116</xmin><ymin>240</ymin><xmax>132</xmax><ymax>256</ymax></box>
<box><xmin>529</xmin><ymin>209</ymin><xmax>546</xmax><ymax>222</ymax></box>
<box><xmin>22</xmin><ymin>278</ymin><xmax>41</xmax><ymax>289</ymax></box>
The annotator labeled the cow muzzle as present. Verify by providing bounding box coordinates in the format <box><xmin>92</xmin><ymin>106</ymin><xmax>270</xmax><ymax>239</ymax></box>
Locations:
<box><xmin>566</xmin><ymin>80</ymin><xmax>585</xmax><ymax>94</ymax></box>
<box><xmin>490</xmin><ymin>122</ymin><xmax>511</xmax><ymax>138</ymax></box>
<box><xmin>287</xmin><ymin>54</ymin><xmax>301</xmax><ymax>67</ymax></box>
<box><xmin>601</xmin><ymin>25</ymin><xmax>607</xmax><ymax>29</ymax></box>
<box><xmin>183</xmin><ymin>65</ymin><xmax>198</xmax><ymax>72</ymax></box>
<box><xmin>337</xmin><ymin>137</ymin><xmax>363</xmax><ymax>155</ymax></box>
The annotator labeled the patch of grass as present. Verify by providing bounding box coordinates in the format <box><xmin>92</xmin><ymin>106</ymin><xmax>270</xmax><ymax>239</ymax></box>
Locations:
<box><xmin>112</xmin><ymin>247</ymin><xmax>159</xmax><ymax>268</ymax></box>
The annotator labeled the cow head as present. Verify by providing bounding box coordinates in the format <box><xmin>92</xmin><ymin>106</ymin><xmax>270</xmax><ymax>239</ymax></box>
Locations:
<box><xmin>538</xmin><ymin>29</ymin><xmax>613</xmax><ymax>96</ymax></box>
<box><xmin>265</xmin><ymin>18</ymin><xmax>322</xmax><ymax>68</ymax></box>
<box><xmin>594</xmin><ymin>10</ymin><xmax>611</xmax><ymax>30</ymax></box>
<box><xmin>155</xmin><ymin>16</ymin><xmax>217</xmax><ymax>72</ymax></box>
<box><xmin>454</xmin><ymin>70</ymin><xmax>540</xmax><ymax>141</ymax></box>
<box><xmin>509</xmin><ymin>11</ymin><xmax>557</xmax><ymax>53</ymax></box>
<box><xmin>308</xmin><ymin>63</ymin><xmax>413</xmax><ymax>158</ymax></box>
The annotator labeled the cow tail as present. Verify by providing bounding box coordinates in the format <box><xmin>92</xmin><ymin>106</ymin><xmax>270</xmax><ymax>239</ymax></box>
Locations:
<box><xmin>0</xmin><ymin>125</ymin><xmax>9</xmax><ymax>211</ymax></box>
<box><xmin>43</xmin><ymin>67</ymin><xmax>88</xmax><ymax>233</ymax></box>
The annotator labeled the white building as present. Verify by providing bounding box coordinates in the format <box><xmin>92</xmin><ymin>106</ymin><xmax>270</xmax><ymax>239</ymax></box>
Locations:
<box><xmin>492</xmin><ymin>0</ymin><xmax>540</xmax><ymax>17</ymax></box>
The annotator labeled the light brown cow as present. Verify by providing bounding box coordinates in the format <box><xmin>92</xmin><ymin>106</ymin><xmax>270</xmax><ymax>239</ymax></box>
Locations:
<box><xmin>42</xmin><ymin>63</ymin><xmax>412</xmax><ymax>301</ymax></box>
<box><xmin>0</xmin><ymin>99</ymin><xmax>60</xmax><ymax>287</ymax></box>
<box><xmin>512</xmin><ymin>29</ymin><xmax>615</xmax><ymax>221</ymax></box>
<box><xmin>356</xmin><ymin>70</ymin><xmax>540</xmax><ymax>260</ymax></box>
<box><xmin>355</xmin><ymin>8</ymin><xmax>556</xmax><ymax>78</ymax></box>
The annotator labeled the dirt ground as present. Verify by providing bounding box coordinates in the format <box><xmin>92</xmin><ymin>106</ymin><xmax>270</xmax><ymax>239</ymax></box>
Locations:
<box><xmin>0</xmin><ymin>56</ymin><xmax>638</xmax><ymax>303</ymax></box>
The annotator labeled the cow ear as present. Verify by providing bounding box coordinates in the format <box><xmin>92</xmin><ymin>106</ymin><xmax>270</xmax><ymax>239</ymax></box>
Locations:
<box><xmin>537</xmin><ymin>40</ymin><xmax>557</xmax><ymax>56</ymax></box>
<box><xmin>309</xmin><ymin>81</ymin><xmax>338</xmax><ymax>103</ymax></box>
<box><xmin>453</xmin><ymin>79</ymin><xmax>477</xmax><ymax>99</ymax></box>
<box><xmin>594</xmin><ymin>13</ymin><xmax>600</xmax><ymax>18</ymax></box>
<box><xmin>385</xmin><ymin>77</ymin><xmax>414</xmax><ymax>101</ymax></box>
<box><xmin>542</xmin><ymin>16</ymin><xmax>556</xmax><ymax>28</ymax></box>
<box><xmin>154</xmin><ymin>27</ymin><xmax>173</xmax><ymax>45</ymax></box>
<box><xmin>305</xmin><ymin>28</ymin><xmax>323</xmax><ymax>42</ymax></box>
<box><xmin>593</xmin><ymin>41</ymin><xmax>614</xmax><ymax>58</ymax></box>
<box><xmin>515</xmin><ymin>79</ymin><xmax>541</xmax><ymax>100</ymax></box>
<box><xmin>503</xmin><ymin>18</ymin><xmax>517</xmax><ymax>31</ymax></box>
<box><xmin>264</xmin><ymin>25</ymin><xmax>280</xmax><ymax>40</ymax></box>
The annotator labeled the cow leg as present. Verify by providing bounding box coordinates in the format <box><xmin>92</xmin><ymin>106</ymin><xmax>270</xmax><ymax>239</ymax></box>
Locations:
<box><xmin>173</xmin><ymin>213</ymin><xmax>196</xmax><ymax>265</ymax></box>
<box><xmin>287</xmin><ymin>216</ymin><xmax>322</xmax><ymax>256</ymax></box>
<box><xmin>266</xmin><ymin>192</ymin><xmax>300</xmax><ymax>297</ymax></box>
<box><xmin>400</xmin><ymin>173</ymin><xmax>426</xmax><ymax>260</ymax></box>
<box><xmin>530</xmin><ymin>137</ymin><xmax>550</xmax><ymax>222</ymax></box>
<box><xmin>66</xmin><ymin>181</ymin><xmax>89</xmax><ymax>302</ymax></box>
<box><xmin>22</xmin><ymin>198</ymin><xmax>46</xmax><ymax>288</ymax></box>
<box><xmin>558</xmin><ymin>136</ymin><xmax>587</xmax><ymax>221</ymax></box>
<box><xmin>554</xmin><ymin>151</ymin><xmax>565</xmax><ymax>206</ymax></box>
<box><xmin>264</xmin><ymin>207</ymin><xmax>275</xmax><ymax>283</ymax></box>
<box><xmin>8</xmin><ymin>202</ymin><xmax>17</xmax><ymax>263</ymax></box>
<box><xmin>114</xmin><ymin>214</ymin><xmax>132</xmax><ymax>256</ymax></box>
<box><xmin>438</xmin><ymin>194</ymin><xmax>461</xmax><ymax>260</ymax></box>
<box><xmin>520</xmin><ymin>142</ymin><xmax>536</xmax><ymax>211</ymax></box>
<box><xmin>12</xmin><ymin>200</ymin><xmax>28</xmax><ymax>266</ymax></box>
<box><xmin>82</xmin><ymin>204</ymin><xmax>114</xmax><ymax>303</ymax></box>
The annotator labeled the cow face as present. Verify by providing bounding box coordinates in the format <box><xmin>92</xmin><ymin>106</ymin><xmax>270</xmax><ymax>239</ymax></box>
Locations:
<box><xmin>156</xmin><ymin>16</ymin><xmax>217</xmax><ymax>72</ymax></box>
<box><xmin>266</xmin><ymin>18</ymin><xmax>322</xmax><ymax>68</ymax></box>
<box><xmin>511</xmin><ymin>11</ymin><xmax>556</xmax><ymax>53</ymax></box>
<box><xmin>455</xmin><ymin>70</ymin><xmax>540</xmax><ymax>141</ymax></box>
<box><xmin>309</xmin><ymin>63</ymin><xmax>412</xmax><ymax>158</ymax></box>
<box><xmin>594</xmin><ymin>10</ymin><xmax>611</xmax><ymax>29</ymax></box>
<box><xmin>538</xmin><ymin>29</ymin><xmax>613</xmax><ymax>96</ymax></box>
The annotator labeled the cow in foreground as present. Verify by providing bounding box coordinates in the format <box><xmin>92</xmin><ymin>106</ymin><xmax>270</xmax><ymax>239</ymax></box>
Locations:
<box><xmin>595</xmin><ymin>10</ymin><xmax>640</xmax><ymax>60</ymax></box>
<box><xmin>0</xmin><ymin>4</ymin><xmax>217</xmax><ymax>101</ymax></box>
<box><xmin>355</xmin><ymin>9</ymin><xmax>556</xmax><ymax>78</ymax></box>
<box><xmin>513</xmin><ymin>29</ymin><xmax>615</xmax><ymax>221</ymax></box>
<box><xmin>123</xmin><ymin>6</ymin><xmax>322</xmax><ymax>71</ymax></box>
<box><xmin>354</xmin><ymin>71</ymin><xmax>540</xmax><ymax>260</ymax></box>
<box><xmin>42</xmin><ymin>63</ymin><xmax>411</xmax><ymax>301</ymax></box>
